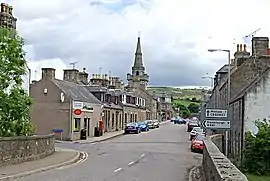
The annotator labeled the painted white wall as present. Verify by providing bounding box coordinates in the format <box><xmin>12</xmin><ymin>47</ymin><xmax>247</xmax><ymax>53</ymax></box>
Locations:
<box><xmin>244</xmin><ymin>71</ymin><xmax>270</xmax><ymax>135</ymax></box>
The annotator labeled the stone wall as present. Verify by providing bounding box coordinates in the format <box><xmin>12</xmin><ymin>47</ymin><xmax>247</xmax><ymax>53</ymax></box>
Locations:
<box><xmin>203</xmin><ymin>135</ymin><xmax>248</xmax><ymax>181</ymax></box>
<box><xmin>0</xmin><ymin>134</ymin><xmax>55</xmax><ymax>167</ymax></box>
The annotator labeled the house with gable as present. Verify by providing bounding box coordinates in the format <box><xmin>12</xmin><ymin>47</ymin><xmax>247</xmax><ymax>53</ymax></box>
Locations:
<box><xmin>30</xmin><ymin>68</ymin><xmax>103</xmax><ymax>141</ymax></box>
<box><xmin>207</xmin><ymin>37</ymin><xmax>270</xmax><ymax>166</ymax></box>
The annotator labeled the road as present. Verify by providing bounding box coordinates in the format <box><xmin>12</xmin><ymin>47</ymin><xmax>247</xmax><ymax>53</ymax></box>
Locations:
<box><xmin>15</xmin><ymin>122</ymin><xmax>202</xmax><ymax>181</ymax></box>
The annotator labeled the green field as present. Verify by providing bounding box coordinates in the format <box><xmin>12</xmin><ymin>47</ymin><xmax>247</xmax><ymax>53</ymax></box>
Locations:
<box><xmin>246</xmin><ymin>174</ymin><xmax>270</xmax><ymax>181</ymax></box>
<box><xmin>148</xmin><ymin>86</ymin><xmax>203</xmax><ymax>100</ymax></box>
<box><xmin>173</xmin><ymin>99</ymin><xmax>200</xmax><ymax>107</ymax></box>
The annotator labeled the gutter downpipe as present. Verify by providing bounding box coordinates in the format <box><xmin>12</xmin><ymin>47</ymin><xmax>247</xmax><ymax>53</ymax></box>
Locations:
<box><xmin>70</xmin><ymin>99</ymin><xmax>73</xmax><ymax>141</ymax></box>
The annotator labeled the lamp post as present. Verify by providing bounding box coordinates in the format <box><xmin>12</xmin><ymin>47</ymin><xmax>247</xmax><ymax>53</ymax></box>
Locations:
<box><xmin>202</xmin><ymin>73</ymin><xmax>214</xmax><ymax>89</ymax></box>
<box><xmin>208</xmin><ymin>49</ymin><xmax>230</xmax><ymax>157</ymax></box>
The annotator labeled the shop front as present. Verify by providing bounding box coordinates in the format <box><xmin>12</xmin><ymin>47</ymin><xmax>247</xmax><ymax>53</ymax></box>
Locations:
<box><xmin>71</xmin><ymin>101</ymin><xmax>95</xmax><ymax>140</ymax></box>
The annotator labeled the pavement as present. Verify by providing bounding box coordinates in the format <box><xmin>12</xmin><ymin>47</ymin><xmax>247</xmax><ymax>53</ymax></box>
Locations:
<box><xmin>0</xmin><ymin>148</ymin><xmax>82</xmax><ymax>181</ymax></box>
<box><xmin>13</xmin><ymin>121</ymin><xmax>202</xmax><ymax>181</ymax></box>
<box><xmin>56</xmin><ymin>120</ymin><xmax>170</xmax><ymax>144</ymax></box>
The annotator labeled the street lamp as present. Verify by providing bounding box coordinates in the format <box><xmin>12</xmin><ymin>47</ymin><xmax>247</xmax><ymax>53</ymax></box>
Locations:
<box><xmin>207</xmin><ymin>48</ymin><xmax>231</xmax><ymax>157</ymax></box>
<box><xmin>202</xmin><ymin>73</ymin><xmax>214</xmax><ymax>89</ymax></box>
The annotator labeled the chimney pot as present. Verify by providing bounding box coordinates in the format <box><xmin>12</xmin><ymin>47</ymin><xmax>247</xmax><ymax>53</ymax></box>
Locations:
<box><xmin>83</xmin><ymin>68</ymin><xmax>86</xmax><ymax>72</ymax></box>
<box><xmin>239</xmin><ymin>44</ymin><xmax>243</xmax><ymax>52</ymax></box>
<box><xmin>237</xmin><ymin>44</ymin><xmax>239</xmax><ymax>52</ymax></box>
<box><xmin>244</xmin><ymin>44</ymin><xmax>247</xmax><ymax>52</ymax></box>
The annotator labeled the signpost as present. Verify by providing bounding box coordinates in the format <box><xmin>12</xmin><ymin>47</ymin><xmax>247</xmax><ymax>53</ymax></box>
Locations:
<box><xmin>201</xmin><ymin>108</ymin><xmax>230</xmax><ymax>129</ymax></box>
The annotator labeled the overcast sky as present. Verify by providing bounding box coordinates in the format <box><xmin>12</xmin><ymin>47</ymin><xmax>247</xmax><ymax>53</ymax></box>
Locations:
<box><xmin>4</xmin><ymin>0</ymin><xmax>270</xmax><ymax>86</ymax></box>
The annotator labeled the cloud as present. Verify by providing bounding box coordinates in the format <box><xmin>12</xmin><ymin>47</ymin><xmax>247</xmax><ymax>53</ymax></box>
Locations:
<box><xmin>4</xmin><ymin>0</ymin><xmax>270</xmax><ymax>86</ymax></box>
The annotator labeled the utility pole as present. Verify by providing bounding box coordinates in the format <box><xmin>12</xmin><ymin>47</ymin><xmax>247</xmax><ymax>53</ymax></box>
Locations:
<box><xmin>70</xmin><ymin>62</ymin><xmax>78</xmax><ymax>69</ymax></box>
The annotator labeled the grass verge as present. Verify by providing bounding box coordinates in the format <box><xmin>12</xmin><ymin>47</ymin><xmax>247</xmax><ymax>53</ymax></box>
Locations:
<box><xmin>246</xmin><ymin>174</ymin><xmax>270</xmax><ymax>181</ymax></box>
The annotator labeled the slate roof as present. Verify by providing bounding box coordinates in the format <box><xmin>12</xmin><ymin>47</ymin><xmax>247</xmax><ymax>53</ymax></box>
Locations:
<box><xmin>53</xmin><ymin>79</ymin><xmax>102</xmax><ymax>104</ymax></box>
<box><xmin>84</xmin><ymin>85</ymin><xmax>107</xmax><ymax>93</ymax></box>
<box><xmin>217</xmin><ymin>64</ymin><xmax>229</xmax><ymax>73</ymax></box>
<box><xmin>103</xmin><ymin>102</ymin><xmax>123</xmax><ymax>109</ymax></box>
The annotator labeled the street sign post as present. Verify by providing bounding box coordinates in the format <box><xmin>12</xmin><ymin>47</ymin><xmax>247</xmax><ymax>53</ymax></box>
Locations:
<box><xmin>201</xmin><ymin>107</ymin><xmax>230</xmax><ymax>130</ymax></box>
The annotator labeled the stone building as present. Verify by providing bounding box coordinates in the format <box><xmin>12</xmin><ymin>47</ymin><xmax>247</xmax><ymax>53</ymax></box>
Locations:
<box><xmin>155</xmin><ymin>93</ymin><xmax>172</xmax><ymax>121</ymax></box>
<box><xmin>207</xmin><ymin>37</ymin><xmax>270</xmax><ymax>166</ymax></box>
<box><xmin>30</xmin><ymin>68</ymin><xmax>103</xmax><ymax>141</ymax></box>
<box><xmin>0</xmin><ymin>3</ymin><xmax>16</xmax><ymax>29</ymax></box>
<box><xmin>0</xmin><ymin>4</ymin><xmax>31</xmax><ymax>95</ymax></box>
<box><xmin>126</xmin><ymin>36</ymin><xmax>160</xmax><ymax>120</ymax></box>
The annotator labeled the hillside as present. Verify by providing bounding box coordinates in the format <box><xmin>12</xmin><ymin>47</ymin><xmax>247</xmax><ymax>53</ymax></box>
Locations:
<box><xmin>148</xmin><ymin>86</ymin><xmax>203</xmax><ymax>100</ymax></box>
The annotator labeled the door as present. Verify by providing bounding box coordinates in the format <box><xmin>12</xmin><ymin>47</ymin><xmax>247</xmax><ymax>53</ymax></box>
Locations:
<box><xmin>116</xmin><ymin>112</ymin><xmax>119</xmax><ymax>130</ymax></box>
<box><xmin>87</xmin><ymin>118</ymin><xmax>90</xmax><ymax>137</ymax></box>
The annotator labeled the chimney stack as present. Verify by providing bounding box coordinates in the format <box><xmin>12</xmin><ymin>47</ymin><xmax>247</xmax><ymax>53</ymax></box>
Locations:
<box><xmin>1</xmin><ymin>3</ymin><xmax>6</xmax><ymax>13</ymax></box>
<box><xmin>252</xmin><ymin>37</ymin><xmax>269</xmax><ymax>56</ymax></box>
<box><xmin>42</xmin><ymin>68</ymin><xmax>56</xmax><ymax>80</ymax></box>
<box><xmin>78</xmin><ymin>68</ymin><xmax>88</xmax><ymax>85</ymax></box>
<box><xmin>63</xmin><ymin>69</ymin><xmax>79</xmax><ymax>83</ymax></box>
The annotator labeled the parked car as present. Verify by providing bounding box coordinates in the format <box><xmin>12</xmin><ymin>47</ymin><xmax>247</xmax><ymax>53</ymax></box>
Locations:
<box><xmin>190</xmin><ymin>127</ymin><xmax>205</xmax><ymax>140</ymax></box>
<box><xmin>138</xmin><ymin>121</ymin><xmax>149</xmax><ymax>131</ymax></box>
<box><xmin>174</xmin><ymin>118</ymin><xmax>186</xmax><ymax>124</ymax></box>
<box><xmin>187</xmin><ymin>120</ymin><xmax>199</xmax><ymax>132</ymax></box>
<box><xmin>147</xmin><ymin>120</ymin><xmax>155</xmax><ymax>129</ymax></box>
<box><xmin>124</xmin><ymin>123</ymin><xmax>141</xmax><ymax>134</ymax></box>
<box><xmin>190</xmin><ymin>134</ymin><xmax>205</xmax><ymax>153</ymax></box>
<box><xmin>171</xmin><ymin>117</ymin><xmax>176</xmax><ymax>122</ymax></box>
<box><xmin>153</xmin><ymin>120</ymin><xmax>160</xmax><ymax>128</ymax></box>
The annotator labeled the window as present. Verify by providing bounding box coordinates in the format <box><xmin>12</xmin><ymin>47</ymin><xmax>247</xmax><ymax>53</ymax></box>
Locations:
<box><xmin>130</xmin><ymin>114</ymin><xmax>133</xmax><ymax>122</ymax></box>
<box><xmin>108</xmin><ymin>111</ymin><xmax>110</xmax><ymax>129</ymax></box>
<box><xmin>136</xmin><ymin>71</ymin><xmax>139</xmax><ymax>76</ymax></box>
<box><xmin>74</xmin><ymin>118</ymin><xmax>81</xmax><ymax>132</ymax></box>
<box><xmin>135</xmin><ymin>114</ymin><xmax>137</xmax><ymax>122</ymax></box>
<box><xmin>112</xmin><ymin>113</ymin><xmax>115</xmax><ymax>129</ymax></box>
<box><xmin>119</xmin><ymin>114</ymin><xmax>122</xmax><ymax>128</ymax></box>
<box><xmin>125</xmin><ymin>113</ymin><xmax>127</xmax><ymax>123</ymax></box>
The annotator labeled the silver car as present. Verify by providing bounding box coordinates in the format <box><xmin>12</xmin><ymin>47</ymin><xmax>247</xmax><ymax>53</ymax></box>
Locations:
<box><xmin>153</xmin><ymin>120</ymin><xmax>160</xmax><ymax>128</ymax></box>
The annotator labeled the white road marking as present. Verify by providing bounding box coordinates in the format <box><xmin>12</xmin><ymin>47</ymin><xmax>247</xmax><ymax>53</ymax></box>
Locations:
<box><xmin>128</xmin><ymin>161</ymin><xmax>134</xmax><ymax>166</ymax></box>
<box><xmin>114</xmin><ymin>168</ymin><xmax>122</xmax><ymax>173</ymax></box>
<box><xmin>91</xmin><ymin>143</ymin><xmax>97</xmax><ymax>145</ymax></box>
<box><xmin>56</xmin><ymin>152</ymin><xmax>88</xmax><ymax>170</ymax></box>
<box><xmin>141</xmin><ymin>154</ymin><xmax>145</xmax><ymax>158</ymax></box>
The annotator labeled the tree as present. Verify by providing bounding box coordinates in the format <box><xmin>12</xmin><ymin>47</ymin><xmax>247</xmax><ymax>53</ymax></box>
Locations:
<box><xmin>187</xmin><ymin>103</ymin><xmax>199</xmax><ymax>113</ymax></box>
<box><xmin>0</xmin><ymin>28</ymin><xmax>34</xmax><ymax>137</ymax></box>
<box><xmin>174</xmin><ymin>102</ymin><xmax>190</xmax><ymax>118</ymax></box>
<box><xmin>242</xmin><ymin>119</ymin><xmax>270</xmax><ymax>175</ymax></box>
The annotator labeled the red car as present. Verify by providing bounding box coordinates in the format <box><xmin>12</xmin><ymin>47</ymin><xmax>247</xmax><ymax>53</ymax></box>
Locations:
<box><xmin>190</xmin><ymin>134</ymin><xmax>205</xmax><ymax>153</ymax></box>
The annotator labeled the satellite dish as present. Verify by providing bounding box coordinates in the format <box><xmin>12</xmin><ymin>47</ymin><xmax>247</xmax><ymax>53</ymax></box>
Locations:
<box><xmin>60</xmin><ymin>92</ymin><xmax>65</xmax><ymax>102</ymax></box>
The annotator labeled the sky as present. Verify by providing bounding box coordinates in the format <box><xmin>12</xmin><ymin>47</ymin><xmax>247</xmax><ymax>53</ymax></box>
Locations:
<box><xmin>4</xmin><ymin>0</ymin><xmax>270</xmax><ymax>86</ymax></box>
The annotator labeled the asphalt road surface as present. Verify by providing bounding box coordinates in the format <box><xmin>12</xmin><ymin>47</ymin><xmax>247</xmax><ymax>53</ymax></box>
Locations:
<box><xmin>15</xmin><ymin>122</ymin><xmax>202</xmax><ymax>181</ymax></box>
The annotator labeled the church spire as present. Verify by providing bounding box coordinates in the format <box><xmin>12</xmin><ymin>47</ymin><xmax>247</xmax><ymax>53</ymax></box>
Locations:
<box><xmin>133</xmin><ymin>34</ymin><xmax>143</xmax><ymax>68</ymax></box>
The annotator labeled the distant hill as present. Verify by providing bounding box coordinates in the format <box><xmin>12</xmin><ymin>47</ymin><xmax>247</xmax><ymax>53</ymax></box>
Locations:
<box><xmin>148</xmin><ymin>86</ymin><xmax>204</xmax><ymax>100</ymax></box>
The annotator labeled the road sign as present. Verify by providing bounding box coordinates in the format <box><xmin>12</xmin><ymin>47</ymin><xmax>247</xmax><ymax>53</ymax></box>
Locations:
<box><xmin>200</xmin><ymin>107</ymin><xmax>230</xmax><ymax>129</ymax></box>
<box><xmin>202</xmin><ymin>120</ymin><xmax>230</xmax><ymax>129</ymax></box>
<box><xmin>205</xmin><ymin>108</ymin><xmax>227</xmax><ymax>118</ymax></box>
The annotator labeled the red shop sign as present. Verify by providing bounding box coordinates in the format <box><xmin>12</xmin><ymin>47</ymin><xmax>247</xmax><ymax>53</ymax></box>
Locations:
<box><xmin>74</xmin><ymin>109</ymin><xmax>82</xmax><ymax>115</ymax></box>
